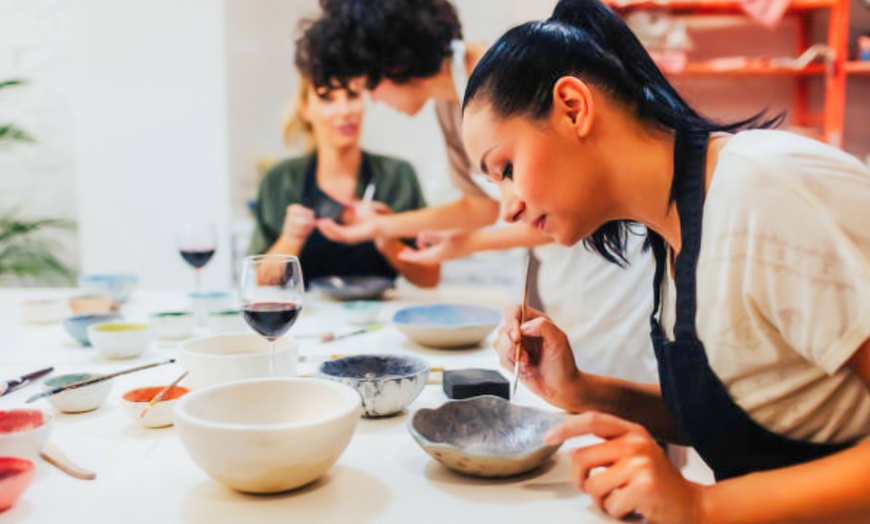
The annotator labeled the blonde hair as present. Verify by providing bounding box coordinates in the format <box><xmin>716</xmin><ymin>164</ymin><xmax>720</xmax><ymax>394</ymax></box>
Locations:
<box><xmin>282</xmin><ymin>75</ymin><xmax>315</xmax><ymax>152</ymax></box>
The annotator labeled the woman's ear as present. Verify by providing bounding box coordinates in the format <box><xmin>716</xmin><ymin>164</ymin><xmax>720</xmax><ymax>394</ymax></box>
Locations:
<box><xmin>552</xmin><ymin>76</ymin><xmax>594</xmax><ymax>139</ymax></box>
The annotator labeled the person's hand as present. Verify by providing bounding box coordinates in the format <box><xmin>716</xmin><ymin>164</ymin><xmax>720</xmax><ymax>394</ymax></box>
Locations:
<box><xmin>493</xmin><ymin>305</ymin><xmax>584</xmax><ymax>411</ymax></box>
<box><xmin>342</xmin><ymin>200</ymin><xmax>391</xmax><ymax>225</ymax></box>
<box><xmin>280</xmin><ymin>204</ymin><xmax>315</xmax><ymax>244</ymax></box>
<box><xmin>396</xmin><ymin>230</ymin><xmax>472</xmax><ymax>265</ymax></box>
<box><xmin>545</xmin><ymin>412</ymin><xmax>706</xmax><ymax>524</ymax></box>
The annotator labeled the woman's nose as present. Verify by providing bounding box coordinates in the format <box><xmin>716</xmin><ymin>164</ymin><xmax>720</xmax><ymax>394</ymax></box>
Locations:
<box><xmin>500</xmin><ymin>186</ymin><xmax>524</xmax><ymax>224</ymax></box>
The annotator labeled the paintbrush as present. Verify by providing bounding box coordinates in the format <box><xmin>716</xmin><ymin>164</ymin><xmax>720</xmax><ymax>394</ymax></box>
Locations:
<box><xmin>26</xmin><ymin>359</ymin><xmax>176</xmax><ymax>403</ymax></box>
<box><xmin>140</xmin><ymin>370</ymin><xmax>188</xmax><ymax>419</ymax></box>
<box><xmin>512</xmin><ymin>254</ymin><xmax>533</xmax><ymax>399</ymax></box>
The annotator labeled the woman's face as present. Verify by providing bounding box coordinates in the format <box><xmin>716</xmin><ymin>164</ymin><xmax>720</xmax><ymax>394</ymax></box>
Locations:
<box><xmin>302</xmin><ymin>78</ymin><xmax>365</xmax><ymax>149</ymax></box>
<box><xmin>462</xmin><ymin>100</ymin><xmax>611</xmax><ymax>247</ymax></box>
<box><xmin>369</xmin><ymin>78</ymin><xmax>429</xmax><ymax>116</ymax></box>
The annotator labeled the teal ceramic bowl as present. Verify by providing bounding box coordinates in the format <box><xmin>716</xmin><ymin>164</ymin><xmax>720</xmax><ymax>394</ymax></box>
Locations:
<box><xmin>63</xmin><ymin>314</ymin><xmax>121</xmax><ymax>346</ymax></box>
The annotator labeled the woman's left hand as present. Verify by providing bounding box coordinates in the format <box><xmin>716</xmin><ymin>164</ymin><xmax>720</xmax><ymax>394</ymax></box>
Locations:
<box><xmin>316</xmin><ymin>201</ymin><xmax>389</xmax><ymax>244</ymax></box>
<box><xmin>546</xmin><ymin>412</ymin><xmax>707</xmax><ymax>524</ymax></box>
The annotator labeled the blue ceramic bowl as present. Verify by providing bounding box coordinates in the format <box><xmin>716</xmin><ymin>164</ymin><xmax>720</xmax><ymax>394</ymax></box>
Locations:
<box><xmin>392</xmin><ymin>304</ymin><xmax>502</xmax><ymax>348</ymax></box>
<box><xmin>63</xmin><ymin>314</ymin><xmax>121</xmax><ymax>346</ymax></box>
<box><xmin>78</xmin><ymin>274</ymin><xmax>138</xmax><ymax>304</ymax></box>
<box><xmin>318</xmin><ymin>354</ymin><xmax>430</xmax><ymax>417</ymax></box>
<box><xmin>311</xmin><ymin>276</ymin><xmax>393</xmax><ymax>301</ymax></box>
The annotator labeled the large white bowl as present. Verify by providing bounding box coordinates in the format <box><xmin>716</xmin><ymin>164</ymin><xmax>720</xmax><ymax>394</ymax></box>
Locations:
<box><xmin>392</xmin><ymin>304</ymin><xmax>502</xmax><ymax>349</ymax></box>
<box><xmin>0</xmin><ymin>410</ymin><xmax>53</xmax><ymax>462</ymax></box>
<box><xmin>174</xmin><ymin>378</ymin><xmax>361</xmax><ymax>493</ymax></box>
<box><xmin>181</xmin><ymin>333</ymin><xmax>297</xmax><ymax>389</ymax></box>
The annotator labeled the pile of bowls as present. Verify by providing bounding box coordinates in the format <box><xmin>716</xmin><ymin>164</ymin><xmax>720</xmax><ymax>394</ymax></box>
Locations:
<box><xmin>392</xmin><ymin>304</ymin><xmax>501</xmax><ymax>349</ymax></box>
<box><xmin>78</xmin><ymin>273</ymin><xmax>138</xmax><ymax>306</ymax></box>
<box><xmin>175</xmin><ymin>378</ymin><xmax>360</xmax><ymax>493</ymax></box>
<box><xmin>181</xmin><ymin>333</ymin><xmax>297</xmax><ymax>389</ymax></box>
<box><xmin>318</xmin><ymin>354</ymin><xmax>429</xmax><ymax>417</ymax></box>
<box><xmin>87</xmin><ymin>322</ymin><xmax>154</xmax><ymax>359</ymax></box>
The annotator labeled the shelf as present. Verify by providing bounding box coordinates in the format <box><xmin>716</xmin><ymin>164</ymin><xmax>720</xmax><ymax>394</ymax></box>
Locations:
<box><xmin>845</xmin><ymin>61</ymin><xmax>870</xmax><ymax>75</ymax></box>
<box><xmin>665</xmin><ymin>61</ymin><xmax>826</xmax><ymax>75</ymax></box>
<box><xmin>602</xmin><ymin>0</ymin><xmax>834</xmax><ymax>13</ymax></box>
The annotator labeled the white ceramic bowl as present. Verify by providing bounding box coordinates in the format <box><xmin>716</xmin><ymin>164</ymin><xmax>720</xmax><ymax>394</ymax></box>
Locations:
<box><xmin>88</xmin><ymin>322</ymin><xmax>154</xmax><ymax>359</ymax></box>
<box><xmin>188</xmin><ymin>291</ymin><xmax>234</xmax><ymax>325</ymax></box>
<box><xmin>175</xmin><ymin>378</ymin><xmax>360</xmax><ymax>493</ymax></box>
<box><xmin>150</xmin><ymin>311</ymin><xmax>196</xmax><ymax>340</ymax></box>
<box><xmin>22</xmin><ymin>299</ymin><xmax>69</xmax><ymax>325</ymax></box>
<box><xmin>0</xmin><ymin>409</ymin><xmax>53</xmax><ymax>462</ymax></box>
<box><xmin>392</xmin><ymin>304</ymin><xmax>502</xmax><ymax>349</ymax></box>
<box><xmin>181</xmin><ymin>333</ymin><xmax>297</xmax><ymax>389</ymax></box>
<box><xmin>206</xmin><ymin>310</ymin><xmax>248</xmax><ymax>334</ymax></box>
<box><xmin>121</xmin><ymin>386</ymin><xmax>191</xmax><ymax>428</ymax></box>
<box><xmin>43</xmin><ymin>373</ymin><xmax>112</xmax><ymax>413</ymax></box>
<box><xmin>342</xmin><ymin>301</ymin><xmax>381</xmax><ymax>325</ymax></box>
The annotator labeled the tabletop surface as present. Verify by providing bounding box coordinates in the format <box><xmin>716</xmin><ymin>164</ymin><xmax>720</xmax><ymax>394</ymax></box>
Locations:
<box><xmin>0</xmin><ymin>286</ymin><xmax>617</xmax><ymax>524</ymax></box>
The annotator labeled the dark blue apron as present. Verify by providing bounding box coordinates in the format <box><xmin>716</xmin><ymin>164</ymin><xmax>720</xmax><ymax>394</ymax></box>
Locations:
<box><xmin>650</xmin><ymin>129</ymin><xmax>853</xmax><ymax>481</ymax></box>
<box><xmin>298</xmin><ymin>154</ymin><xmax>397</xmax><ymax>284</ymax></box>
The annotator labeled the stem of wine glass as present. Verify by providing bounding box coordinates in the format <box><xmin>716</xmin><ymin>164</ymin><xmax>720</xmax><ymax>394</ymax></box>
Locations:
<box><xmin>268</xmin><ymin>339</ymin><xmax>275</xmax><ymax>377</ymax></box>
<box><xmin>195</xmin><ymin>269</ymin><xmax>202</xmax><ymax>293</ymax></box>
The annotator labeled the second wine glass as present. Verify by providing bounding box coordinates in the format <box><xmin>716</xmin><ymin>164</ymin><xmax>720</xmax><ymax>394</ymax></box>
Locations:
<box><xmin>178</xmin><ymin>222</ymin><xmax>217</xmax><ymax>292</ymax></box>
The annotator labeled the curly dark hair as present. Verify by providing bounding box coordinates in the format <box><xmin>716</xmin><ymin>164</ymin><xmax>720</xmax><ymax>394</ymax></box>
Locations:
<box><xmin>296</xmin><ymin>0</ymin><xmax>462</xmax><ymax>89</ymax></box>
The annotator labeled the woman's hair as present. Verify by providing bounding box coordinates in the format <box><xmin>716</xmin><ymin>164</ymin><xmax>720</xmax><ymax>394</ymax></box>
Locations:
<box><xmin>295</xmin><ymin>0</ymin><xmax>462</xmax><ymax>89</ymax></box>
<box><xmin>283</xmin><ymin>75</ymin><xmax>315</xmax><ymax>152</ymax></box>
<box><xmin>464</xmin><ymin>0</ymin><xmax>782</xmax><ymax>265</ymax></box>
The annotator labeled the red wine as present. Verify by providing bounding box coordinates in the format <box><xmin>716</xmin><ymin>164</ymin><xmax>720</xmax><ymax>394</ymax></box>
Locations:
<box><xmin>242</xmin><ymin>302</ymin><xmax>302</xmax><ymax>340</ymax></box>
<box><xmin>180</xmin><ymin>249</ymin><xmax>215</xmax><ymax>269</ymax></box>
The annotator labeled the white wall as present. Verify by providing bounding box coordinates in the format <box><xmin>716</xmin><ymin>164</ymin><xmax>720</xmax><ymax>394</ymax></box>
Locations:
<box><xmin>69</xmin><ymin>0</ymin><xmax>233</xmax><ymax>289</ymax></box>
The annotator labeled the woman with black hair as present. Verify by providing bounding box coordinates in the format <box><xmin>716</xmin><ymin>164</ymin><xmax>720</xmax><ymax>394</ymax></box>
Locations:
<box><xmin>468</xmin><ymin>0</ymin><xmax>870</xmax><ymax>522</ymax></box>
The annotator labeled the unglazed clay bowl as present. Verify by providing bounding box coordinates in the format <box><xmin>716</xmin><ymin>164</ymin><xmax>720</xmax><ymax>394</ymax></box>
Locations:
<box><xmin>63</xmin><ymin>314</ymin><xmax>121</xmax><ymax>346</ymax></box>
<box><xmin>318</xmin><ymin>354</ymin><xmax>429</xmax><ymax>417</ymax></box>
<box><xmin>174</xmin><ymin>378</ymin><xmax>360</xmax><ymax>493</ymax></box>
<box><xmin>180</xmin><ymin>333</ymin><xmax>297</xmax><ymax>389</ymax></box>
<box><xmin>409</xmin><ymin>396</ymin><xmax>563</xmax><ymax>478</ymax></box>
<box><xmin>311</xmin><ymin>276</ymin><xmax>393</xmax><ymax>301</ymax></box>
<box><xmin>392</xmin><ymin>304</ymin><xmax>501</xmax><ymax>349</ymax></box>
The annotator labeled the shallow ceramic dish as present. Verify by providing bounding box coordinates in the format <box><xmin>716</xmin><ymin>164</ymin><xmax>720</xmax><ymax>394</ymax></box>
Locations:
<box><xmin>409</xmin><ymin>395</ymin><xmax>563</xmax><ymax>478</ymax></box>
<box><xmin>68</xmin><ymin>293</ymin><xmax>113</xmax><ymax>315</ymax></box>
<box><xmin>188</xmin><ymin>291</ymin><xmax>234</xmax><ymax>325</ymax></box>
<box><xmin>318</xmin><ymin>354</ymin><xmax>429</xmax><ymax>417</ymax></box>
<box><xmin>311</xmin><ymin>276</ymin><xmax>393</xmax><ymax>301</ymax></box>
<box><xmin>175</xmin><ymin>378</ymin><xmax>360</xmax><ymax>493</ymax></box>
<box><xmin>392</xmin><ymin>304</ymin><xmax>501</xmax><ymax>349</ymax></box>
<box><xmin>63</xmin><ymin>314</ymin><xmax>120</xmax><ymax>346</ymax></box>
<box><xmin>78</xmin><ymin>273</ymin><xmax>138</xmax><ymax>305</ymax></box>
<box><xmin>88</xmin><ymin>322</ymin><xmax>154</xmax><ymax>359</ymax></box>
<box><xmin>43</xmin><ymin>373</ymin><xmax>112</xmax><ymax>413</ymax></box>
<box><xmin>0</xmin><ymin>409</ymin><xmax>53</xmax><ymax>462</ymax></box>
<box><xmin>181</xmin><ymin>333</ymin><xmax>297</xmax><ymax>389</ymax></box>
<box><xmin>150</xmin><ymin>311</ymin><xmax>196</xmax><ymax>340</ymax></box>
<box><xmin>121</xmin><ymin>386</ymin><xmax>190</xmax><ymax>428</ymax></box>
<box><xmin>21</xmin><ymin>299</ymin><xmax>68</xmax><ymax>325</ymax></box>
<box><xmin>206</xmin><ymin>309</ymin><xmax>247</xmax><ymax>334</ymax></box>
<box><xmin>0</xmin><ymin>457</ymin><xmax>35</xmax><ymax>511</ymax></box>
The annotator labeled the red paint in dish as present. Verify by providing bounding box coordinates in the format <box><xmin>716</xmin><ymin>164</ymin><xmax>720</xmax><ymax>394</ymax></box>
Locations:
<box><xmin>0</xmin><ymin>410</ymin><xmax>45</xmax><ymax>434</ymax></box>
<box><xmin>123</xmin><ymin>386</ymin><xmax>190</xmax><ymax>403</ymax></box>
<box><xmin>0</xmin><ymin>457</ymin><xmax>35</xmax><ymax>511</ymax></box>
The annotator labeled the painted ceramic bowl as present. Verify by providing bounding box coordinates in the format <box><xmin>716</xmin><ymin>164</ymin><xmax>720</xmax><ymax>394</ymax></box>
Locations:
<box><xmin>150</xmin><ymin>311</ymin><xmax>196</xmax><ymax>340</ymax></box>
<box><xmin>0</xmin><ymin>410</ymin><xmax>53</xmax><ymax>462</ymax></box>
<box><xmin>409</xmin><ymin>396</ymin><xmax>563</xmax><ymax>478</ymax></box>
<box><xmin>120</xmin><ymin>386</ymin><xmax>190</xmax><ymax>428</ymax></box>
<box><xmin>392</xmin><ymin>304</ymin><xmax>501</xmax><ymax>348</ymax></box>
<box><xmin>311</xmin><ymin>276</ymin><xmax>393</xmax><ymax>301</ymax></box>
<box><xmin>188</xmin><ymin>291</ymin><xmax>234</xmax><ymax>325</ymax></box>
<box><xmin>181</xmin><ymin>333</ymin><xmax>297</xmax><ymax>389</ymax></box>
<box><xmin>21</xmin><ymin>299</ymin><xmax>68</xmax><ymax>325</ymax></box>
<box><xmin>43</xmin><ymin>373</ymin><xmax>112</xmax><ymax>413</ymax></box>
<box><xmin>78</xmin><ymin>273</ymin><xmax>138</xmax><ymax>305</ymax></box>
<box><xmin>175</xmin><ymin>378</ymin><xmax>360</xmax><ymax>493</ymax></box>
<box><xmin>68</xmin><ymin>293</ymin><xmax>113</xmax><ymax>315</ymax></box>
<box><xmin>62</xmin><ymin>314</ymin><xmax>121</xmax><ymax>346</ymax></box>
<box><xmin>87</xmin><ymin>322</ymin><xmax>154</xmax><ymax>359</ymax></box>
<box><xmin>0</xmin><ymin>457</ymin><xmax>35</xmax><ymax>511</ymax></box>
<box><xmin>318</xmin><ymin>354</ymin><xmax>429</xmax><ymax>417</ymax></box>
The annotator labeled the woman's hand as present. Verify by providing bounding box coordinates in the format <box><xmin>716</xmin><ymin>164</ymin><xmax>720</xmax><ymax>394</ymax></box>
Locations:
<box><xmin>546</xmin><ymin>412</ymin><xmax>706</xmax><ymax>524</ymax></box>
<box><xmin>316</xmin><ymin>201</ymin><xmax>388</xmax><ymax>244</ymax></box>
<box><xmin>396</xmin><ymin>230</ymin><xmax>472</xmax><ymax>265</ymax></box>
<box><xmin>280</xmin><ymin>204</ymin><xmax>316</xmax><ymax>244</ymax></box>
<box><xmin>493</xmin><ymin>305</ymin><xmax>584</xmax><ymax>411</ymax></box>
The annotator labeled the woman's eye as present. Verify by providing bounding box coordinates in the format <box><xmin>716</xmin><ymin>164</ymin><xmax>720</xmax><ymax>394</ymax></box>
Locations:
<box><xmin>501</xmin><ymin>163</ymin><xmax>513</xmax><ymax>181</ymax></box>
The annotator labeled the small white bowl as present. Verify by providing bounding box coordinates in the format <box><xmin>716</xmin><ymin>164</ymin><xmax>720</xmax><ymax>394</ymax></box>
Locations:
<box><xmin>181</xmin><ymin>333</ymin><xmax>297</xmax><ymax>389</ymax></box>
<box><xmin>175</xmin><ymin>378</ymin><xmax>360</xmax><ymax>493</ymax></box>
<box><xmin>150</xmin><ymin>311</ymin><xmax>196</xmax><ymax>340</ymax></box>
<box><xmin>342</xmin><ymin>301</ymin><xmax>381</xmax><ymax>325</ymax></box>
<box><xmin>121</xmin><ymin>386</ymin><xmax>191</xmax><ymax>428</ymax></box>
<box><xmin>0</xmin><ymin>409</ymin><xmax>53</xmax><ymax>462</ymax></box>
<box><xmin>188</xmin><ymin>291</ymin><xmax>234</xmax><ymax>326</ymax></box>
<box><xmin>22</xmin><ymin>299</ymin><xmax>69</xmax><ymax>325</ymax></box>
<box><xmin>206</xmin><ymin>310</ymin><xmax>248</xmax><ymax>334</ymax></box>
<box><xmin>42</xmin><ymin>373</ymin><xmax>112</xmax><ymax>413</ymax></box>
<box><xmin>88</xmin><ymin>322</ymin><xmax>154</xmax><ymax>359</ymax></box>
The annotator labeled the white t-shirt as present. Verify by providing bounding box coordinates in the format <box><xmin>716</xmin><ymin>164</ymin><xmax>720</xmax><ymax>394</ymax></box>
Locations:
<box><xmin>661</xmin><ymin>129</ymin><xmax>870</xmax><ymax>444</ymax></box>
<box><xmin>536</xmin><ymin>231</ymin><xmax>659</xmax><ymax>383</ymax></box>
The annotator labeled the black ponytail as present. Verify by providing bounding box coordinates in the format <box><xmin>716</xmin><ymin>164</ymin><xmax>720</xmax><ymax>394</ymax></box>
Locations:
<box><xmin>464</xmin><ymin>0</ymin><xmax>782</xmax><ymax>265</ymax></box>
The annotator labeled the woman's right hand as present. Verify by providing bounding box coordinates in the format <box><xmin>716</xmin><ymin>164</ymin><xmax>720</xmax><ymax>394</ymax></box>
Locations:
<box><xmin>494</xmin><ymin>305</ymin><xmax>585</xmax><ymax>412</ymax></box>
<box><xmin>280</xmin><ymin>204</ymin><xmax>316</xmax><ymax>244</ymax></box>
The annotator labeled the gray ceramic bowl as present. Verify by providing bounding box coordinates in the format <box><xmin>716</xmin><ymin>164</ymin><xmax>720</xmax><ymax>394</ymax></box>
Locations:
<box><xmin>409</xmin><ymin>395</ymin><xmax>563</xmax><ymax>477</ymax></box>
<box><xmin>318</xmin><ymin>354</ymin><xmax>429</xmax><ymax>417</ymax></box>
<box><xmin>311</xmin><ymin>276</ymin><xmax>393</xmax><ymax>301</ymax></box>
<box><xmin>62</xmin><ymin>314</ymin><xmax>121</xmax><ymax>346</ymax></box>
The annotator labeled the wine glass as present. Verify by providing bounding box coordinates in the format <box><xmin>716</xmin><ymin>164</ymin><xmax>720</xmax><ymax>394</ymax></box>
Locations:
<box><xmin>177</xmin><ymin>222</ymin><xmax>217</xmax><ymax>292</ymax></box>
<box><xmin>239</xmin><ymin>255</ymin><xmax>304</xmax><ymax>375</ymax></box>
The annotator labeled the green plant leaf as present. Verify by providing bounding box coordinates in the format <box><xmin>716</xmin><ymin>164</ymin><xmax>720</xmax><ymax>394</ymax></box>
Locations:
<box><xmin>0</xmin><ymin>124</ymin><xmax>33</xmax><ymax>142</ymax></box>
<box><xmin>0</xmin><ymin>79</ymin><xmax>25</xmax><ymax>90</ymax></box>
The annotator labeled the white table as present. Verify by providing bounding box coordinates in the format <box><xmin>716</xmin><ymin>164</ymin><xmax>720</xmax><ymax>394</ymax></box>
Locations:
<box><xmin>0</xmin><ymin>286</ymin><xmax>616</xmax><ymax>523</ymax></box>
